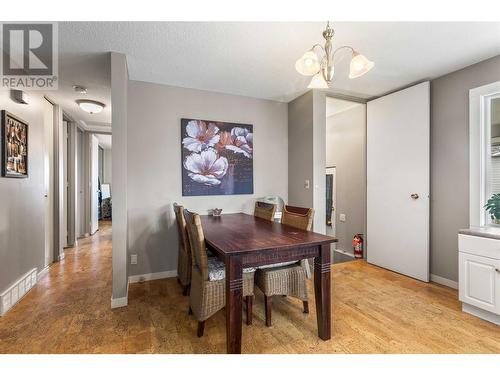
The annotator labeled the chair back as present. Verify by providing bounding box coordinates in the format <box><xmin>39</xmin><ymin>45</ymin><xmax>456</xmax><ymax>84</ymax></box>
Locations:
<box><xmin>173</xmin><ymin>203</ymin><xmax>190</xmax><ymax>254</ymax></box>
<box><xmin>254</xmin><ymin>201</ymin><xmax>277</xmax><ymax>221</ymax></box>
<box><xmin>183</xmin><ymin>209</ymin><xmax>209</xmax><ymax>281</ymax></box>
<box><xmin>281</xmin><ymin>205</ymin><xmax>314</xmax><ymax>231</ymax></box>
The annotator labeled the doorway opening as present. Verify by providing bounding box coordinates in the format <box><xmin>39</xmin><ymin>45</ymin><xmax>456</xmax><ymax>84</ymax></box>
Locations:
<box><xmin>325</xmin><ymin>97</ymin><xmax>366</xmax><ymax>263</ymax></box>
<box><xmin>325</xmin><ymin>167</ymin><xmax>336</xmax><ymax>248</ymax></box>
<box><xmin>62</xmin><ymin>123</ymin><xmax>112</xmax><ymax>245</ymax></box>
<box><xmin>95</xmin><ymin>134</ymin><xmax>112</xmax><ymax>231</ymax></box>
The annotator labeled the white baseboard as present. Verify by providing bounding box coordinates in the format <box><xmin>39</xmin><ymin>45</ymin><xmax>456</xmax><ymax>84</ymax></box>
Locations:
<box><xmin>111</xmin><ymin>271</ymin><xmax>177</xmax><ymax>309</ymax></box>
<box><xmin>111</xmin><ymin>279</ymin><xmax>129</xmax><ymax>309</ymax></box>
<box><xmin>128</xmin><ymin>270</ymin><xmax>177</xmax><ymax>284</ymax></box>
<box><xmin>110</xmin><ymin>295</ymin><xmax>128</xmax><ymax>308</ymax></box>
<box><xmin>37</xmin><ymin>266</ymin><xmax>50</xmax><ymax>282</ymax></box>
<box><xmin>463</xmin><ymin>303</ymin><xmax>500</xmax><ymax>325</ymax></box>
<box><xmin>0</xmin><ymin>268</ymin><xmax>38</xmax><ymax>317</ymax></box>
<box><xmin>430</xmin><ymin>274</ymin><xmax>458</xmax><ymax>289</ymax></box>
<box><xmin>333</xmin><ymin>248</ymin><xmax>355</xmax><ymax>258</ymax></box>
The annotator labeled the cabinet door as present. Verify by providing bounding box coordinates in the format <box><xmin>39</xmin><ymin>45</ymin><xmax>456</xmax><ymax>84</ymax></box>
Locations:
<box><xmin>459</xmin><ymin>252</ymin><xmax>500</xmax><ymax>313</ymax></box>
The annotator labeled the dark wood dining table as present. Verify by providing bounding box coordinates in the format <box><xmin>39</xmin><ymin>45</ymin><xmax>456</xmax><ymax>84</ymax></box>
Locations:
<box><xmin>200</xmin><ymin>213</ymin><xmax>338</xmax><ymax>354</ymax></box>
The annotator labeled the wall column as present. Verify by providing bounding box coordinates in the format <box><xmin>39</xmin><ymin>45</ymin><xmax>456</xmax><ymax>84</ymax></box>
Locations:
<box><xmin>288</xmin><ymin>90</ymin><xmax>326</xmax><ymax>235</ymax></box>
<box><xmin>111</xmin><ymin>52</ymin><xmax>129</xmax><ymax>308</ymax></box>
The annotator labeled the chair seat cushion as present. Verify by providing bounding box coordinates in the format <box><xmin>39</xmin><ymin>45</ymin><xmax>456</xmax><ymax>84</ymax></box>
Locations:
<box><xmin>258</xmin><ymin>261</ymin><xmax>298</xmax><ymax>269</ymax></box>
<box><xmin>207</xmin><ymin>257</ymin><xmax>256</xmax><ymax>281</ymax></box>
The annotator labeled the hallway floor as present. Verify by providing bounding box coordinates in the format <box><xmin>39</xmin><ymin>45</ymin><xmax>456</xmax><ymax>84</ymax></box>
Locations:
<box><xmin>0</xmin><ymin>222</ymin><xmax>499</xmax><ymax>353</ymax></box>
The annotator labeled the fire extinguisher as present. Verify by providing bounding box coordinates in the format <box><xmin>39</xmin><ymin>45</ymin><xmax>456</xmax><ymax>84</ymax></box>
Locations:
<box><xmin>352</xmin><ymin>234</ymin><xmax>363</xmax><ymax>259</ymax></box>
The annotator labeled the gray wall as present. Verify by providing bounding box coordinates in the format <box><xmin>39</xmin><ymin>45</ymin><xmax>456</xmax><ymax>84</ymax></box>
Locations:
<box><xmin>111</xmin><ymin>52</ymin><xmax>129</xmax><ymax>301</ymax></box>
<box><xmin>326</xmin><ymin>104</ymin><xmax>366</xmax><ymax>252</ymax></box>
<box><xmin>288</xmin><ymin>91</ymin><xmax>314</xmax><ymax>209</ymax></box>
<box><xmin>103</xmin><ymin>149</ymin><xmax>112</xmax><ymax>184</ymax></box>
<box><xmin>126</xmin><ymin>80</ymin><xmax>288</xmax><ymax>276</ymax></box>
<box><xmin>0</xmin><ymin>91</ymin><xmax>47</xmax><ymax>292</ymax></box>
<box><xmin>431</xmin><ymin>55</ymin><xmax>500</xmax><ymax>282</ymax></box>
<box><xmin>288</xmin><ymin>90</ymin><xmax>326</xmax><ymax>234</ymax></box>
<box><xmin>312</xmin><ymin>91</ymin><xmax>327</xmax><ymax>234</ymax></box>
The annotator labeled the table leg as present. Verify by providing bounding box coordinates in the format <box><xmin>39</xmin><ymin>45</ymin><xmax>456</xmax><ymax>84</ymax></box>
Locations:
<box><xmin>314</xmin><ymin>243</ymin><xmax>331</xmax><ymax>340</ymax></box>
<box><xmin>225</xmin><ymin>255</ymin><xmax>243</xmax><ymax>354</ymax></box>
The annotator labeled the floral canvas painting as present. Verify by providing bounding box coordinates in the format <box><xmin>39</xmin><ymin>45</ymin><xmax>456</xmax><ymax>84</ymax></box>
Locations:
<box><xmin>181</xmin><ymin>118</ymin><xmax>253</xmax><ymax>196</ymax></box>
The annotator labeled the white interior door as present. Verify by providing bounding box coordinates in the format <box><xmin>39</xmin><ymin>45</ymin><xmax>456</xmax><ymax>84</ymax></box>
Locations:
<box><xmin>76</xmin><ymin>128</ymin><xmax>85</xmax><ymax>237</ymax></box>
<box><xmin>90</xmin><ymin>134</ymin><xmax>99</xmax><ymax>234</ymax></box>
<box><xmin>367</xmin><ymin>81</ymin><xmax>430</xmax><ymax>282</ymax></box>
<box><xmin>62</xmin><ymin>120</ymin><xmax>68</xmax><ymax>246</ymax></box>
<box><xmin>43</xmin><ymin>99</ymin><xmax>54</xmax><ymax>267</ymax></box>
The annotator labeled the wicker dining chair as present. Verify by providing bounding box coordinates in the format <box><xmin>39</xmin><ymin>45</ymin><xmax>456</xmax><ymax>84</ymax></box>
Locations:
<box><xmin>255</xmin><ymin>205</ymin><xmax>314</xmax><ymax>327</ymax></box>
<box><xmin>254</xmin><ymin>201</ymin><xmax>277</xmax><ymax>221</ymax></box>
<box><xmin>173</xmin><ymin>203</ymin><xmax>191</xmax><ymax>296</ymax></box>
<box><xmin>183</xmin><ymin>209</ymin><xmax>256</xmax><ymax>337</ymax></box>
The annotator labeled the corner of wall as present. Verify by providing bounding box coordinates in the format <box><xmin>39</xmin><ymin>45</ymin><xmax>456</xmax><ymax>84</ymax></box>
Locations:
<box><xmin>111</xmin><ymin>52</ymin><xmax>130</xmax><ymax>302</ymax></box>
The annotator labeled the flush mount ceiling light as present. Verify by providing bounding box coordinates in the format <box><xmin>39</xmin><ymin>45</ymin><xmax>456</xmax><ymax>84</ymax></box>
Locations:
<box><xmin>76</xmin><ymin>99</ymin><xmax>105</xmax><ymax>114</ymax></box>
<box><xmin>77</xmin><ymin>100</ymin><xmax>104</xmax><ymax>114</ymax></box>
<box><xmin>296</xmin><ymin>22</ymin><xmax>374</xmax><ymax>89</ymax></box>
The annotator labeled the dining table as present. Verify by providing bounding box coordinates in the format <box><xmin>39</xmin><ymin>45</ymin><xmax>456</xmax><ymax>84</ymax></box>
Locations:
<box><xmin>200</xmin><ymin>213</ymin><xmax>338</xmax><ymax>354</ymax></box>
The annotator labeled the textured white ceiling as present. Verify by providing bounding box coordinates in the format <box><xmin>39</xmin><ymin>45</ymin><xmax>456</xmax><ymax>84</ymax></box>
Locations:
<box><xmin>55</xmin><ymin>21</ymin><xmax>500</xmax><ymax>126</ymax></box>
<box><xmin>47</xmin><ymin>50</ymin><xmax>111</xmax><ymax>131</ymax></box>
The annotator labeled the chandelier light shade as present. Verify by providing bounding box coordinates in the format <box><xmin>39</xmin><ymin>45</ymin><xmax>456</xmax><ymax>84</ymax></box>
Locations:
<box><xmin>295</xmin><ymin>50</ymin><xmax>320</xmax><ymax>76</ymax></box>
<box><xmin>308</xmin><ymin>72</ymin><xmax>329</xmax><ymax>89</ymax></box>
<box><xmin>349</xmin><ymin>52</ymin><xmax>375</xmax><ymax>79</ymax></box>
<box><xmin>295</xmin><ymin>22</ymin><xmax>374</xmax><ymax>88</ymax></box>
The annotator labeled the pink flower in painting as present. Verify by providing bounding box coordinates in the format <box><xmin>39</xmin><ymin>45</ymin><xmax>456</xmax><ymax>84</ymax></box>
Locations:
<box><xmin>183</xmin><ymin>149</ymin><xmax>228</xmax><ymax>186</ymax></box>
<box><xmin>225</xmin><ymin>127</ymin><xmax>253</xmax><ymax>159</ymax></box>
<box><xmin>182</xmin><ymin>120</ymin><xmax>220</xmax><ymax>152</ymax></box>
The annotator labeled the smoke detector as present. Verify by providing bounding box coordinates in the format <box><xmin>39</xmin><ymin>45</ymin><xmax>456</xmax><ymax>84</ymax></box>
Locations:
<box><xmin>73</xmin><ymin>85</ymin><xmax>88</xmax><ymax>94</ymax></box>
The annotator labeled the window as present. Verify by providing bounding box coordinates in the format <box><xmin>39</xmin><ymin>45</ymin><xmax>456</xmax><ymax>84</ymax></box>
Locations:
<box><xmin>470</xmin><ymin>82</ymin><xmax>500</xmax><ymax>226</ymax></box>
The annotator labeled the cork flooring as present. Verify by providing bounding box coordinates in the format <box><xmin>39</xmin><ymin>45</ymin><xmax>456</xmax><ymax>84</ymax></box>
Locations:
<box><xmin>0</xmin><ymin>221</ymin><xmax>499</xmax><ymax>354</ymax></box>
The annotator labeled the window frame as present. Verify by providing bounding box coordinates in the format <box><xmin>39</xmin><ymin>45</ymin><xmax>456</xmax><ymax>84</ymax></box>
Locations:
<box><xmin>469</xmin><ymin>81</ymin><xmax>500</xmax><ymax>227</ymax></box>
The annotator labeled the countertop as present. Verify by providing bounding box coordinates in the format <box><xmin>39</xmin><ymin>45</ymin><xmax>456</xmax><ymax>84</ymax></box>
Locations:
<box><xmin>459</xmin><ymin>226</ymin><xmax>500</xmax><ymax>240</ymax></box>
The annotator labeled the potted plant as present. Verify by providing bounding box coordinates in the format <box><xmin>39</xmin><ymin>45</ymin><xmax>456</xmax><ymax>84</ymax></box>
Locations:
<box><xmin>484</xmin><ymin>193</ymin><xmax>500</xmax><ymax>224</ymax></box>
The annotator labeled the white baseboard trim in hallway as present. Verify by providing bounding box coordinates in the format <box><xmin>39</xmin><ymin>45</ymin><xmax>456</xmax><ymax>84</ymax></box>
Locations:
<box><xmin>37</xmin><ymin>266</ymin><xmax>50</xmax><ymax>282</ymax></box>
<box><xmin>0</xmin><ymin>268</ymin><xmax>38</xmax><ymax>316</ymax></box>
<box><xmin>128</xmin><ymin>270</ymin><xmax>177</xmax><ymax>284</ymax></box>
<box><xmin>430</xmin><ymin>274</ymin><xmax>458</xmax><ymax>289</ymax></box>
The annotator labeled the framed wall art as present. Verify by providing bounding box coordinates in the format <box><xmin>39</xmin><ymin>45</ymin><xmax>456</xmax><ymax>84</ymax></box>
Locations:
<box><xmin>181</xmin><ymin>118</ymin><xmax>253</xmax><ymax>196</ymax></box>
<box><xmin>1</xmin><ymin>110</ymin><xmax>28</xmax><ymax>178</ymax></box>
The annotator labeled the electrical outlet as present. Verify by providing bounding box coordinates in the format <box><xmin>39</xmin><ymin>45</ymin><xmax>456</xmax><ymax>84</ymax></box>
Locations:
<box><xmin>130</xmin><ymin>254</ymin><xmax>138</xmax><ymax>265</ymax></box>
<box><xmin>339</xmin><ymin>214</ymin><xmax>346</xmax><ymax>222</ymax></box>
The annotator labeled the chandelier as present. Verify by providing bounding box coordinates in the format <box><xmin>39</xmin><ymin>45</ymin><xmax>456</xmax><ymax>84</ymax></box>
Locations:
<box><xmin>295</xmin><ymin>22</ymin><xmax>374</xmax><ymax>89</ymax></box>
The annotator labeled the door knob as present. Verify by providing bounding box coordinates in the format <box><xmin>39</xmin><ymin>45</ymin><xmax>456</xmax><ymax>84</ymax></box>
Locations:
<box><xmin>410</xmin><ymin>193</ymin><xmax>419</xmax><ymax>199</ymax></box>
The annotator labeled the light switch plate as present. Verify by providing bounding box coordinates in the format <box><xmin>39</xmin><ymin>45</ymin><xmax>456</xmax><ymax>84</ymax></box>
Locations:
<box><xmin>339</xmin><ymin>214</ymin><xmax>346</xmax><ymax>222</ymax></box>
<box><xmin>130</xmin><ymin>254</ymin><xmax>138</xmax><ymax>265</ymax></box>
<box><xmin>304</xmin><ymin>180</ymin><xmax>310</xmax><ymax>189</ymax></box>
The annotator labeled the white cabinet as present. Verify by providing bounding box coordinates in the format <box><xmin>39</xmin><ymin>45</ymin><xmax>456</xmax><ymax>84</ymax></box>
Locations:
<box><xmin>458</xmin><ymin>233</ymin><xmax>500</xmax><ymax>325</ymax></box>
<box><xmin>459</xmin><ymin>252</ymin><xmax>500</xmax><ymax>313</ymax></box>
